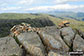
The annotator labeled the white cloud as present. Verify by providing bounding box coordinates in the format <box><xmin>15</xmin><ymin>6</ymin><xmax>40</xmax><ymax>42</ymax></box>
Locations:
<box><xmin>17</xmin><ymin>0</ymin><xmax>34</xmax><ymax>5</ymax></box>
<box><xmin>26</xmin><ymin>6</ymin><xmax>50</xmax><ymax>11</ymax></box>
<box><xmin>54</xmin><ymin>0</ymin><xmax>84</xmax><ymax>4</ymax></box>
<box><xmin>1</xmin><ymin>7</ymin><xmax>22</xmax><ymax>11</ymax></box>
<box><xmin>25</xmin><ymin>4</ymin><xmax>84</xmax><ymax>12</ymax></box>
<box><xmin>0</xmin><ymin>0</ymin><xmax>84</xmax><ymax>13</ymax></box>
<box><xmin>54</xmin><ymin>0</ymin><xmax>67</xmax><ymax>4</ymax></box>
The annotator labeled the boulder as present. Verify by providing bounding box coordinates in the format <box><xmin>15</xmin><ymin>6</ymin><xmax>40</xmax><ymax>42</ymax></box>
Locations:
<box><xmin>38</xmin><ymin>29</ymin><xmax>69</xmax><ymax>52</ymax></box>
<box><xmin>17</xmin><ymin>32</ymin><xmax>45</xmax><ymax>56</ymax></box>
<box><xmin>43</xmin><ymin>26</ymin><xmax>69</xmax><ymax>52</ymax></box>
<box><xmin>73</xmin><ymin>34</ymin><xmax>84</xmax><ymax>51</ymax></box>
<box><xmin>0</xmin><ymin>37</ymin><xmax>22</xmax><ymax>56</ymax></box>
<box><xmin>60</xmin><ymin>27</ymin><xmax>75</xmax><ymax>47</ymax></box>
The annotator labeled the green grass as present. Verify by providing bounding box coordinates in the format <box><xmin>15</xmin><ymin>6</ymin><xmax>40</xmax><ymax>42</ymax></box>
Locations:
<box><xmin>0</xmin><ymin>13</ymin><xmax>50</xmax><ymax>19</ymax></box>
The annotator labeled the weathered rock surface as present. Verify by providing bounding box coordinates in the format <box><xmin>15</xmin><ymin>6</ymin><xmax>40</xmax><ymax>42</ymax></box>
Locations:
<box><xmin>38</xmin><ymin>26</ymin><xmax>69</xmax><ymax>52</ymax></box>
<box><xmin>0</xmin><ymin>37</ymin><xmax>22</xmax><ymax>56</ymax></box>
<box><xmin>74</xmin><ymin>29</ymin><xmax>84</xmax><ymax>39</ymax></box>
<box><xmin>17</xmin><ymin>32</ymin><xmax>45</xmax><ymax>56</ymax></box>
<box><xmin>77</xmin><ymin>30</ymin><xmax>84</xmax><ymax>39</ymax></box>
<box><xmin>73</xmin><ymin>34</ymin><xmax>84</xmax><ymax>51</ymax></box>
<box><xmin>48</xmin><ymin>51</ymin><xmax>62</xmax><ymax>56</ymax></box>
<box><xmin>41</xmin><ymin>26</ymin><xmax>60</xmax><ymax>35</ymax></box>
<box><xmin>48</xmin><ymin>51</ymin><xmax>69</xmax><ymax>56</ymax></box>
<box><xmin>60</xmin><ymin>27</ymin><xmax>75</xmax><ymax>47</ymax></box>
<box><xmin>0</xmin><ymin>26</ymin><xmax>84</xmax><ymax>56</ymax></box>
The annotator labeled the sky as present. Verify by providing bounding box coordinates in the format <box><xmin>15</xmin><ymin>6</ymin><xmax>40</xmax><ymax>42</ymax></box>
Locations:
<box><xmin>0</xmin><ymin>0</ymin><xmax>84</xmax><ymax>13</ymax></box>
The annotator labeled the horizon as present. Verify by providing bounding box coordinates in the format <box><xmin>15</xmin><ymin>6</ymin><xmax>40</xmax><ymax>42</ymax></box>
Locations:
<box><xmin>0</xmin><ymin>0</ymin><xmax>84</xmax><ymax>13</ymax></box>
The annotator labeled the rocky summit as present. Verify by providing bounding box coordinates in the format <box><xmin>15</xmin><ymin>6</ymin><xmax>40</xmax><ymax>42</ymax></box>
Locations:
<box><xmin>0</xmin><ymin>26</ymin><xmax>84</xmax><ymax>56</ymax></box>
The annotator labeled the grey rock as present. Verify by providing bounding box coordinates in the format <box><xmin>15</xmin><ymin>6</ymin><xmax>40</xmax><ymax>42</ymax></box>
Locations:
<box><xmin>78</xmin><ymin>30</ymin><xmax>84</xmax><ymax>39</ymax></box>
<box><xmin>17</xmin><ymin>32</ymin><xmax>45</xmax><ymax>56</ymax></box>
<box><xmin>38</xmin><ymin>28</ymin><xmax>69</xmax><ymax>52</ymax></box>
<box><xmin>48</xmin><ymin>51</ymin><xmax>68</xmax><ymax>56</ymax></box>
<box><xmin>0</xmin><ymin>37</ymin><xmax>22</xmax><ymax>56</ymax></box>
<box><xmin>39</xmin><ymin>32</ymin><xmax>62</xmax><ymax>50</ymax></box>
<box><xmin>60</xmin><ymin>27</ymin><xmax>75</xmax><ymax>47</ymax></box>
<box><xmin>41</xmin><ymin>26</ymin><xmax>59</xmax><ymax>35</ymax></box>
<box><xmin>74</xmin><ymin>29</ymin><xmax>84</xmax><ymax>39</ymax></box>
<box><xmin>48</xmin><ymin>51</ymin><xmax>62</xmax><ymax>56</ymax></box>
<box><xmin>44</xmin><ymin>26</ymin><xmax>69</xmax><ymax>52</ymax></box>
<box><xmin>73</xmin><ymin>34</ymin><xmax>84</xmax><ymax>51</ymax></box>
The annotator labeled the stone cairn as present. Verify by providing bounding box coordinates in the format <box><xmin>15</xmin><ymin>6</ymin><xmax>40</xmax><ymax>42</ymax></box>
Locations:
<box><xmin>10</xmin><ymin>22</ymin><xmax>40</xmax><ymax>37</ymax></box>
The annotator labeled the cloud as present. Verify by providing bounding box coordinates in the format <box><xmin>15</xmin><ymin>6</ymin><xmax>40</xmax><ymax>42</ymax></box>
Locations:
<box><xmin>0</xmin><ymin>0</ymin><xmax>84</xmax><ymax>13</ymax></box>
<box><xmin>54</xmin><ymin>0</ymin><xmax>67</xmax><ymax>4</ymax></box>
<box><xmin>17</xmin><ymin>0</ymin><xmax>34</xmax><ymax>5</ymax></box>
<box><xmin>54</xmin><ymin>0</ymin><xmax>84</xmax><ymax>4</ymax></box>
<box><xmin>25</xmin><ymin>4</ymin><xmax>84</xmax><ymax>12</ymax></box>
<box><xmin>0</xmin><ymin>7</ymin><xmax>22</xmax><ymax>11</ymax></box>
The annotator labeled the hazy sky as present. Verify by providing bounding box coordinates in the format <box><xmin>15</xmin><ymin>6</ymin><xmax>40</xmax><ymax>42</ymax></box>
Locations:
<box><xmin>0</xmin><ymin>0</ymin><xmax>84</xmax><ymax>13</ymax></box>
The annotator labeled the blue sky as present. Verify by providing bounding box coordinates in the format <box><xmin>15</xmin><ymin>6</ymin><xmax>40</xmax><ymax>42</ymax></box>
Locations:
<box><xmin>0</xmin><ymin>0</ymin><xmax>84</xmax><ymax>13</ymax></box>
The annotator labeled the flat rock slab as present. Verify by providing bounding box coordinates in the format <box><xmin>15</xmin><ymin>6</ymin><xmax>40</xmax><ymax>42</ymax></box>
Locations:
<box><xmin>38</xmin><ymin>30</ymin><xmax>69</xmax><ymax>52</ymax></box>
<box><xmin>17</xmin><ymin>32</ymin><xmax>45</xmax><ymax>56</ymax></box>
<box><xmin>0</xmin><ymin>37</ymin><xmax>22</xmax><ymax>56</ymax></box>
<box><xmin>43</xmin><ymin>26</ymin><xmax>69</xmax><ymax>52</ymax></box>
<box><xmin>73</xmin><ymin>34</ymin><xmax>84</xmax><ymax>51</ymax></box>
<box><xmin>60</xmin><ymin>27</ymin><xmax>75</xmax><ymax>47</ymax></box>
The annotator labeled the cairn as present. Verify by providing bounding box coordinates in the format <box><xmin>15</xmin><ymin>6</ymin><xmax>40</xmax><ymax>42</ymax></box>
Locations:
<box><xmin>10</xmin><ymin>23</ymin><xmax>33</xmax><ymax>37</ymax></box>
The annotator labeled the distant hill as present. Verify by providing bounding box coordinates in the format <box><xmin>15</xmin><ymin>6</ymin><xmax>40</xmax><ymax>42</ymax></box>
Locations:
<box><xmin>47</xmin><ymin>11</ymin><xmax>84</xmax><ymax>21</ymax></box>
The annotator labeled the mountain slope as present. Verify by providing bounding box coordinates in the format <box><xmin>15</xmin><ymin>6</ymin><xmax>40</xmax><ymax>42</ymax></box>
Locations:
<box><xmin>0</xmin><ymin>13</ymin><xmax>84</xmax><ymax>37</ymax></box>
<box><xmin>47</xmin><ymin>11</ymin><xmax>84</xmax><ymax>21</ymax></box>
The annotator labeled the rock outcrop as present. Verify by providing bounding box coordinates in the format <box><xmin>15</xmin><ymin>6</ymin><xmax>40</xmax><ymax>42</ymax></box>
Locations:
<box><xmin>60</xmin><ymin>27</ymin><xmax>75</xmax><ymax>47</ymax></box>
<box><xmin>0</xmin><ymin>26</ymin><xmax>84</xmax><ymax>56</ymax></box>
<box><xmin>17</xmin><ymin>32</ymin><xmax>46</xmax><ymax>56</ymax></box>
<box><xmin>38</xmin><ymin>26</ymin><xmax>69</xmax><ymax>53</ymax></box>
<box><xmin>0</xmin><ymin>37</ymin><xmax>22</xmax><ymax>56</ymax></box>
<box><xmin>73</xmin><ymin>34</ymin><xmax>84</xmax><ymax>51</ymax></box>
